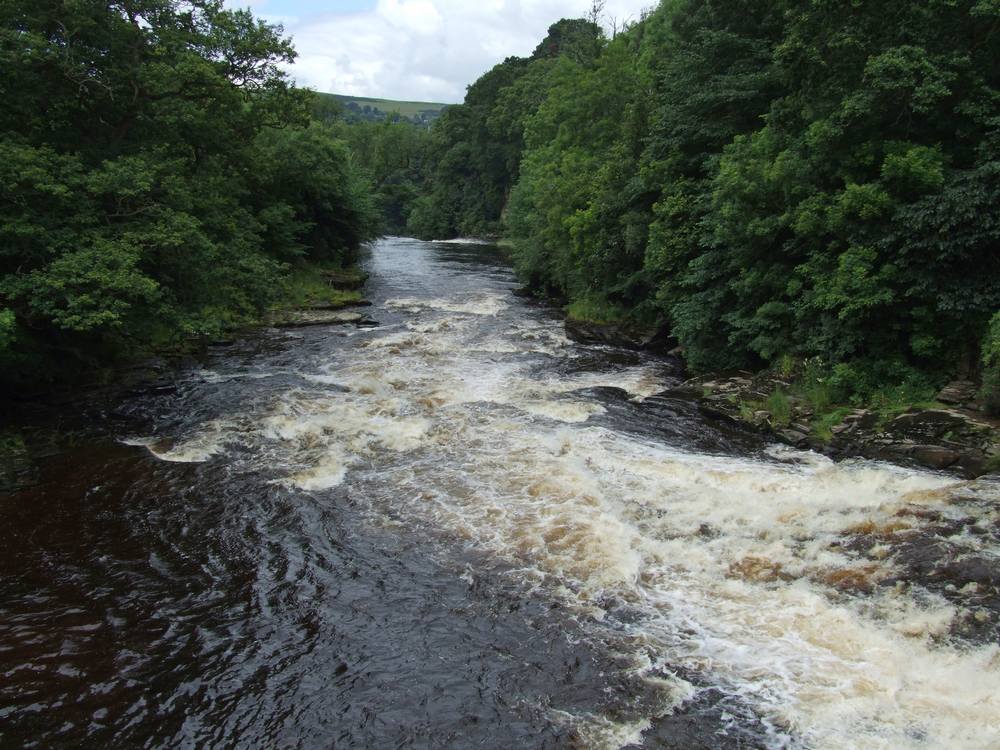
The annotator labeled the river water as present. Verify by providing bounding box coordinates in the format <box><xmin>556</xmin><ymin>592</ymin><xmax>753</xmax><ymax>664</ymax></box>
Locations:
<box><xmin>2</xmin><ymin>237</ymin><xmax>999</xmax><ymax>749</ymax></box>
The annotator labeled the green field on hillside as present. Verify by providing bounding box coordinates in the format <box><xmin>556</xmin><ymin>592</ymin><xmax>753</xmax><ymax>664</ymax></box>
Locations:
<box><xmin>318</xmin><ymin>93</ymin><xmax>449</xmax><ymax>125</ymax></box>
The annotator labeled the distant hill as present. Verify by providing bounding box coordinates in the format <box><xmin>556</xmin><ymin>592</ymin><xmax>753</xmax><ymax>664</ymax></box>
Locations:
<box><xmin>318</xmin><ymin>93</ymin><xmax>449</xmax><ymax>127</ymax></box>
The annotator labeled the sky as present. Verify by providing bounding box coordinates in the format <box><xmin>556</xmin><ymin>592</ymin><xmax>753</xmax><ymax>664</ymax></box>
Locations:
<box><xmin>228</xmin><ymin>0</ymin><xmax>656</xmax><ymax>103</ymax></box>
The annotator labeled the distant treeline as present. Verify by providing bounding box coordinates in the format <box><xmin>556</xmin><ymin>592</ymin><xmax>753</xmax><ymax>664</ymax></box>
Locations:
<box><xmin>0</xmin><ymin>1</ymin><xmax>378</xmax><ymax>389</ymax></box>
<box><xmin>394</xmin><ymin>2</ymin><xmax>1000</xmax><ymax>410</ymax></box>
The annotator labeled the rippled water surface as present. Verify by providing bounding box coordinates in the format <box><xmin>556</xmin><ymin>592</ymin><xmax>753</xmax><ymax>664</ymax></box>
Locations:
<box><xmin>3</xmin><ymin>238</ymin><xmax>1000</xmax><ymax>749</ymax></box>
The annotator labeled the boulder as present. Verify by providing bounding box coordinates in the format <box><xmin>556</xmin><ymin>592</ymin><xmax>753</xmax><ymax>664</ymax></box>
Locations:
<box><xmin>778</xmin><ymin>428</ymin><xmax>809</xmax><ymax>446</ymax></box>
<box><xmin>842</xmin><ymin>409</ymin><xmax>879</xmax><ymax>430</ymax></box>
<box><xmin>936</xmin><ymin>380</ymin><xmax>979</xmax><ymax>406</ymax></box>
<box><xmin>320</xmin><ymin>269</ymin><xmax>368</xmax><ymax>290</ymax></box>
<box><xmin>910</xmin><ymin>445</ymin><xmax>960</xmax><ymax>470</ymax></box>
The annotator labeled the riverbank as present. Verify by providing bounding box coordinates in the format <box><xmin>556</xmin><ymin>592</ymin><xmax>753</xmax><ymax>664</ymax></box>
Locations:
<box><xmin>559</xmin><ymin>313</ymin><xmax>1000</xmax><ymax>479</ymax></box>
<box><xmin>2</xmin><ymin>262</ymin><xmax>371</xmax><ymax>395</ymax></box>
<box><xmin>669</xmin><ymin>370</ymin><xmax>1000</xmax><ymax>478</ymax></box>
<box><xmin>0</xmin><ymin>261</ymin><xmax>375</xmax><ymax>492</ymax></box>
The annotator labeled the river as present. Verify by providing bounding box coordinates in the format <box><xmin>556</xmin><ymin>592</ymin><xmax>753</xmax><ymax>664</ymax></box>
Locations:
<box><xmin>2</xmin><ymin>237</ymin><xmax>999</xmax><ymax>749</ymax></box>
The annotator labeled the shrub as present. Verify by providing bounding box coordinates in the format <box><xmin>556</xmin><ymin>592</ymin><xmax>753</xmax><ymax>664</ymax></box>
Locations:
<box><xmin>766</xmin><ymin>389</ymin><xmax>792</xmax><ymax>426</ymax></box>
<box><xmin>0</xmin><ymin>310</ymin><xmax>14</xmax><ymax>353</ymax></box>
<box><xmin>826</xmin><ymin>358</ymin><xmax>935</xmax><ymax>407</ymax></box>
<box><xmin>565</xmin><ymin>295</ymin><xmax>625</xmax><ymax>324</ymax></box>
<box><xmin>982</xmin><ymin>312</ymin><xmax>1000</xmax><ymax>416</ymax></box>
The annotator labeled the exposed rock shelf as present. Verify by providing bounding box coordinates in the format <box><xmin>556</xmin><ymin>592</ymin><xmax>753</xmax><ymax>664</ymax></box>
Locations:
<box><xmin>270</xmin><ymin>309</ymin><xmax>379</xmax><ymax>328</ymax></box>
<box><xmin>667</xmin><ymin>373</ymin><xmax>1000</xmax><ymax>478</ymax></box>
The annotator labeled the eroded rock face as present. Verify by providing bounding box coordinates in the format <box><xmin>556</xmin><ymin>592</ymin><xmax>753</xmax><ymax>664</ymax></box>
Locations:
<box><xmin>886</xmin><ymin>408</ymin><xmax>989</xmax><ymax>441</ymax></box>
<box><xmin>829</xmin><ymin>408</ymin><xmax>998</xmax><ymax>477</ymax></box>
<box><xmin>860</xmin><ymin>409</ymin><xmax>997</xmax><ymax>475</ymax></box>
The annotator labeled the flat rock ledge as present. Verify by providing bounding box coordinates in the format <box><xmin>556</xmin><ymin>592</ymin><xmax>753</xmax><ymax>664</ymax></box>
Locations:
<box><xmin>667</xmin><ymin>373</ymin><xmax>1000</xmax><ymax>478</ymax></box>
<box><xmin>270</xmin><ymin>310</ymin><xmax>378</xmax><ymax>328</ymax></box>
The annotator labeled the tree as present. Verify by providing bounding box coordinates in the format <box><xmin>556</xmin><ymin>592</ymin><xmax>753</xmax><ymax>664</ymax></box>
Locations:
<box><xmin>0</xmin><ymin>1</ymin><xmax>377</xmax><ymax>387</ymax></box>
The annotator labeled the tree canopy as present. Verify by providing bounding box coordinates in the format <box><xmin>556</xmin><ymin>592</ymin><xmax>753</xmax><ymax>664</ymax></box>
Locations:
<box><xmin>411</xmin><ymin>0</ymin><xmax>1000</xmax><ymax>406</ymax></box>
<box><xmin>0</xmin><ymin>0</ymin><xmax>377</xmax><ymax>387</ymax></box>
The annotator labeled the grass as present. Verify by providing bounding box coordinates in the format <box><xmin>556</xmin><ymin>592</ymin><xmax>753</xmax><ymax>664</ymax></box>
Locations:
<box><xmin>319</xmin><ymin>93</ymin><xmax>449</xmax><ymax>120</ymax></box>
<box><xmin>803</xmin><ymin>379</ymin><xmax>833</xmax><ymax>414</ymax></box>
<box><xmin>811</xmin><ymin>407</ymin><xmax>855</xmax><ymax>441</ymax></box>
<box><xmin>776</xmin><ymin>353</ymin><xmax>797</xmax><ymax>379</ymax></box>
<box><xmin>565</xmin><ymin>296</ymin><xmax>626</xmax><ymax>325</ymax></box>
<box><xmin>766</xmin><ymin>389</ymin><xmax>792</xmax><ymax>427</ymax></box>
<box><xmin>279</xmin><ymin>263</ymin><xmax>364</xmax><ymax>310</ymax></box>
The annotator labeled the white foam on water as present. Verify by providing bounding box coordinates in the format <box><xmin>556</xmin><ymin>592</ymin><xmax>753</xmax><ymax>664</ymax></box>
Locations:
<box><xmin>122</xmin><ymin>421</ymin><xmax>233</xmax><ymax>463</ymax></box>
<box><xmin>194</xmin><ymin>369</ymin><xmax>281</xmax><ymax>384</ymax></box>
<box><xmin>550</xmin><ymin>710</ymin><xmax>654</xmax><ymax>750</ymax></box>
<box><xmin>433</xmin><ymin>237</ymin><xmax>495</xmax><ymax>245</ymax></box>
<box><xmin>519</xmin><ymin>400</ymin><xmax>607</xmax><ymax>423</ymax></box>
<box><xmin>134</xmin><ymin>277</ymin><xmax>1000</xmax><ymax>748</ymax></box>
<box><xmin>547</xmin><ymin>364</ymin><xmax>668</xmax><ymax>400</ymax></box>
<box><xmin>386</xmin><ymin>294</ymin><xmax>508</xmax><ymax>317</ymax></box>
<box><xmin>262</xmin><ymin>394</ymin><xmax>430</xmax><ymax>456</ymax></box>
<box><xmin>399</xmin><ymin>420</ymin><xmax>1000</xmax><ymax>749</ymax></box>
<box><xmin>288</xmin><ymin>447</ymin><xmax>349</xmax><ymax>490</ymax></box>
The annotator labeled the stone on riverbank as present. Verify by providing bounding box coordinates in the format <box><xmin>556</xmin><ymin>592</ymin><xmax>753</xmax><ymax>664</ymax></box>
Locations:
<box><xmin>936</xmin><ymin>380</ymin><xmax>983</xmax><ymax>410</ymax></box>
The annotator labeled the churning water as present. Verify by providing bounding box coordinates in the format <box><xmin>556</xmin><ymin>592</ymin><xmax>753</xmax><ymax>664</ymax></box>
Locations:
<box><xmin>2</xmin><ymin>238</ymin><xmax>999</xmax><ymax>749</ymax></box>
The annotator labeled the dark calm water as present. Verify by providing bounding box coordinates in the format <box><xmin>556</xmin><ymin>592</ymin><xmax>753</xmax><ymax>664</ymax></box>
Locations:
<box><xmin>2</xmin><ymin>238</ymin><xmax>998</xmax><ymax>750</ymax></box>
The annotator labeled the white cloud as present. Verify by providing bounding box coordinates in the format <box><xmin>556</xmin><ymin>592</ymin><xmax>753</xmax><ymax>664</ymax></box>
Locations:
<box><xmin>249</xmin><ymin>0</ymin><xmax>656</xmax><ymax>103</ymax></box>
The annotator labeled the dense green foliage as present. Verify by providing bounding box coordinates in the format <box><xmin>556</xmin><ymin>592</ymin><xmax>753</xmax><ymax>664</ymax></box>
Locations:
<box><xmin>407</xmin><ymin>19</ymin><xmax>604</xmax><ymax>239</ymax></box>
<box><xmin>331</xmin><ymin>119</ymin><xmax>433</xmax><ymax>235</ymax></box>
<box><xmin>415</xmin><ymin>1</ymin><xmax>1000</xmax><ymax>397</ymax></box>
<box><xmin>7</xmin><ymin>0</ymin><xmax>997</xmax><ymax>398</ymax></box>
<box><xmin>0</xmin><ymin>0</ymin><xmax>377</xmax><ymax>388</ymax></box>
